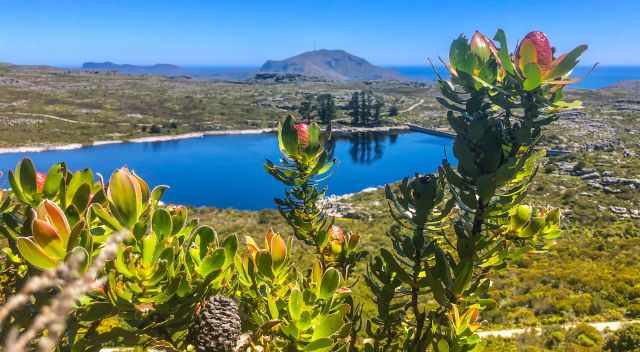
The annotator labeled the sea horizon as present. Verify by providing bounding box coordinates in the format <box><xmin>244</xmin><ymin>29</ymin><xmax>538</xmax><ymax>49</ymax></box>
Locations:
<box><xmin>43</xmin><ymin>63</ymin><xmax>640</xmax><ymax>89</ymax></box>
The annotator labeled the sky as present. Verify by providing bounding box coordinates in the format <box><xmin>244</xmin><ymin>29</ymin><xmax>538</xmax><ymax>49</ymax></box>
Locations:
<box><xmin>0</xmin><ymin>0</ymin><xmax>638</xmax><ymax>66</ymax></box>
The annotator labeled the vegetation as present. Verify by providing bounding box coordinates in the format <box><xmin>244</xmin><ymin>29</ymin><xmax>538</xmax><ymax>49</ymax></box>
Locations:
<box><xmin>0</xmin><ymin>28</ymin><xmax>637</xmax><ymax>352</ymax></box>
<box><xmin>348</xmin><ymin>91</ymin><xmax>385</xmax><ymax>126</ymax></box>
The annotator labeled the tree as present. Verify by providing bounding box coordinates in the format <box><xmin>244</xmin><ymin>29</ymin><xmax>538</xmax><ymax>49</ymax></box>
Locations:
<box><xmin>388</xmin><ymin>105</ymin><xmax>399</xmax><ymax>117</ymax></box>
<box><xmin>298</xmin><ymin>95</ymin><xmax>315</xmax><ymax>123</ymax></box>
<box><xmin>373</xmin><ymin>98</ymin><xmax>384</xmax><ymax>124</ymax></box>
<box><xmin>360</xmin><ymin>91</ymin><xmax>372</xmax><ymax>126</ymax></box>
<box><xmin>348</xmin><ymin>91</ymin><xmax>361</xmax><ymax>125</ymax></box>
<box><xmin>316</xmin><ymin>93</ymin><xmax>337</xmax><ymax>125</ymax></box>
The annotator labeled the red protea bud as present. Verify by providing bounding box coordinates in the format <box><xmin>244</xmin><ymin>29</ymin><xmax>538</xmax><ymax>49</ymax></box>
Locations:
<box><xmin>36</xmin><ymin>172</ymin><xmax>46</xmax><ymax>193</ymax></box>
<box><xmin>294</xmin><ymin>123</ymin><xmax>309</xmax><ymax>148</ymax></box>
<box><xmin>517</xmin><ymin>31</ymin><xmax>553</xmax><ymax>71</ymax></box>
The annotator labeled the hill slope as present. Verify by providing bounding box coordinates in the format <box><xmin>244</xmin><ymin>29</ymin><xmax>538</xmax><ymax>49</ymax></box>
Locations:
<box><xmin>260</xmin><ymin>49</ymin><xmax>403</xmax><ymax>81</ymax></box>
<box><xmin>82</xmin><ymin>62</ymin><xmax>181</xmax><ymax>75</ymax></box>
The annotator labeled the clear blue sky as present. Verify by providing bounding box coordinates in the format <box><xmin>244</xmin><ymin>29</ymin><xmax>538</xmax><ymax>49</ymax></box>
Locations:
<box><xmin>0</xmin><ymin>0</ymin><xmax>638</xmax><ymax>66</ymax></box>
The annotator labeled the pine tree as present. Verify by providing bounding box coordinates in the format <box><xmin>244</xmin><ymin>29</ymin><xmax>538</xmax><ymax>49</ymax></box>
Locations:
<box><xmin>349</xmin><ymin>92</ymin><xmax>360</xmax><ymax>125</ymax></box>
<box><xmin>317</xmin><ymin>94</ymin><xmax>336</xmax><ymax>125</ymax></box>
<box><xmin>373</xmin><ymin>97</ymin><xmax>384</xmax><ymax>124</ymax></box>
<box><xmin>298</xmin><ymin>95</ymin><xmax>315</xmax><ymax>123</ymax></box>
<box><xmin>388</xmin><ymin>105</ymin><xmax>399</xmax><ymax>117</ymax></box>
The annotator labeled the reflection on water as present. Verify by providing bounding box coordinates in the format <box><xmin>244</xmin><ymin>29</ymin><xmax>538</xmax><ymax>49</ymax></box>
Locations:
<box><xmin>329</xmin><ymin>132</ymin><xmax>400</xmax><ymax>165</ymax></box>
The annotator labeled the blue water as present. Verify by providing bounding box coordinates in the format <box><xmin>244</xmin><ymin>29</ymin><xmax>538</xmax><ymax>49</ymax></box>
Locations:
<box><xmin>0</xmin><ymin>132</ymin><xmax>453</xmax><ymax>210</ymax></box>
<box><xmin>389</xmin><ymin>65</ymin><xmax>640</xmax><ymax>89</ymax></box>
<box><xmin>179</xmin><ymin>65</ymin><xmax>640</xmax><ymax>89</ymax></box>
<box><xmin>65</xmin><ymin>64</ymin><xmax>640</xmax><ymax>89</ymax></box>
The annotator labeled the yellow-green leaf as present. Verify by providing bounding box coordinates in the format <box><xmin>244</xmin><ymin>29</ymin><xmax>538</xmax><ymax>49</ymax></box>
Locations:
<box><xmin>16</xmin><ymin>237</ymin><xmax>59</xmax><ymax>270</ymax></box>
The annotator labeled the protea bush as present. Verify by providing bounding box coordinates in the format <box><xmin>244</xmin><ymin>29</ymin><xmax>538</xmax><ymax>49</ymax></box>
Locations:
<box><xmin>0</xmin><ymin>28</ymin><xmax>586</xmax><ymax>351</ymax></box>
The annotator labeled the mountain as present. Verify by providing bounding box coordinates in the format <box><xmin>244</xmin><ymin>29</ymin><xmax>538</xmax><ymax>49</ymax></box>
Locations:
<box><xmin>81</xmin><ymin>62</ymin><xmax>182</xmax><ymax>75</ymax></box>
<box><xmin>259</xmin><ymin>49</ymin><xmax>403</xmax><ymax>81</ymax></box>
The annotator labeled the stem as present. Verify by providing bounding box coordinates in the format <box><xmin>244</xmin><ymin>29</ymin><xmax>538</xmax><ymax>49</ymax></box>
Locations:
<box><xmin>411</xmin><ymin>225</ymin><xmax>425</xmax><ymax>350</ymax></box>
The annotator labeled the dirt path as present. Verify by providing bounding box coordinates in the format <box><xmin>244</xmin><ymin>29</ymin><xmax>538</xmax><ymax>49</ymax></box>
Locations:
<box><xmin>478</xmin><ymin>320</ymin><xmax>640</xmax><ymax>338</ymax></box>
<box><xmin>400</xmin><ymin>98</ymin><xmax>424</xmax><ymax>113</ymax></box>
<box><xmin>12</xmin><ymin>112</ymin><xmax>100</xmax><ymax>125</ymax></box>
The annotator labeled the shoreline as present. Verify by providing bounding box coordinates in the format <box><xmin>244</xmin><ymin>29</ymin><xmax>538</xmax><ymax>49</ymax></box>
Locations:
<box><xmin>0</xmin><ymin>124</ymin><xmax>428</xmax><ymax>155</ymax></box>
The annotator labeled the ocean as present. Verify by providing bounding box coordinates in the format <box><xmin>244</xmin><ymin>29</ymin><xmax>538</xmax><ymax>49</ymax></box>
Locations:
<box><xmin>389</xmin><ymin>65</ymin><xmax>640</xmax><ymax>89</ymax></box>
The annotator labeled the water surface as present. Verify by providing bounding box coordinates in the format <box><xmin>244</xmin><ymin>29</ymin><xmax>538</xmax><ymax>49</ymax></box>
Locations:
<box><xmin>0</xmin><ymin>132</ymin><xmax>453</xmax><ymax>210</ymax></box>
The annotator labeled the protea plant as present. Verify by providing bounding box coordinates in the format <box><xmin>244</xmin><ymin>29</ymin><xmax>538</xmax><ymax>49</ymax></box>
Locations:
<box><xmin>367</xmin><ymin>28</ymin><xmax>582</xmax><ymax>352</ymax></box>
<box><xmin>264</xmin><ymin>116</ymin><xmax>335</xmax><ymax>262</ymax></box>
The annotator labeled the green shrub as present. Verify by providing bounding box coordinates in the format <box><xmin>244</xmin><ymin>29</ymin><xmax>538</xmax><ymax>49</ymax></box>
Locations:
<box><xmin>604</xmin><ymin>323</ymin><xmax>640</xmax><ymax>352</ymax></box>
<box><xmin>566</xmin><ymin>323</ymin><xmax>603</xmax><ymax>347</ymax></box>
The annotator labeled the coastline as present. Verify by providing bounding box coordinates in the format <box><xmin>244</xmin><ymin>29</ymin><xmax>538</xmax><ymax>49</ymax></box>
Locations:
<box><xmin>0</xmin><ymin>123</ymin><xmax>453</xmax><ymax>155</ymax></box>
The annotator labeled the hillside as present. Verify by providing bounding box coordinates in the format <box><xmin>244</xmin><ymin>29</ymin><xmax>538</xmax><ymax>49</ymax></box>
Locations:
<box><xmin>81</xmin><ymin>61</ymin><xmax>182</xmax><ymax>75</ymax></box>
<box><xmin>259</xmin><ymin>49</ymin><xmax>403</xmax><ymax>81</ymax></box>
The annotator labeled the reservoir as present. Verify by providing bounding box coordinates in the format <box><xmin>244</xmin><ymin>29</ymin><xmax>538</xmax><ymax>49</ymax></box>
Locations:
<box><xmin>0</xmin><ymin>132</ymin><xmax>454</xmax><ymax>210</ymax></box>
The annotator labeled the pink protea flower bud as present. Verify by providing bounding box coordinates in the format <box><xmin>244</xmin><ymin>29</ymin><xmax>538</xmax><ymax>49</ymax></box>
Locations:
<box><xmin>36</xmin><ymin>172</ymin><xmax>46</xmax><ymax>193</ymax></box>
<box><xmin>328</xmin><ymin>225</ymin><xmax>345</xmax><ymax>243</ymax></box>
<box><xmin>517</xmin><ymin>31</ymin><xmax>553</xmax><ymax>71</ymax></box>
<box><xmin>294</xmin><ymin>123</ymin><xmax>309</xmax><ymax>148</ymax></box>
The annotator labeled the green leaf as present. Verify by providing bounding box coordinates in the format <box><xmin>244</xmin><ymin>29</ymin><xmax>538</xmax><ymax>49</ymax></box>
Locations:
<box><xmin>142</xmin><ymin>233</ymin><xmax>158</xmax><ymax>266</ymax></box>
<box><xmin>18</xmin><ymin>159</ymin><xmax>37</xmax><ymax>196</ymax></box>
<box><xmin>279</xmin><ymin>116</ymin><xmax>298</xmax><ymax>156</ymax></box>
<box><xmin>255</xmin><ymin>250</ymin><xmax>273</xmax><ymax>278</ymax></box>
<box><xmin>66</xmin><ymin>169</ymin><xmax>93</xmax><ymax>207</ymax></box>
<box><xmin>303</xmin><ymin>338</ymin><xmax>333</xmax><ymax>352</ymax></box>
<box><xmin>152</xmin><ymin>208</ymin><xmax>173</xmax><ymax>239</ymax></box>
<box><xmin>71</xmin><ymin>183</ymin><xmax>92</xmax><ymax>211</ymax></box>
<box><xmin>16</xmin><ymin>237</ymin><xmax>59</xmax><ymax>269</ymax></box>
<box><xmin>43</xmin><ymin>163</ymin><xmax>65</xmax><ymax>198</ymax></box>
<box><xmin>318</xmin><ymin>268</ymin><xmax>341</xmax><ymax>300</ymax></box>
<box><xmin>150</xmin><ymin>185</ymin><xmax>169</xmax><ymax>204</ymax></box>
<box><xmin>312</xmin><ymin>310</ymin><xmax>344</xmax><ymax>340</ymax></box>
<box><xmin>90</xmin><ymin>203</ymin><xmax>121</xmax><ymax>230</ymax></box>
<box><xmin>108</xmin><ymin>169</ymin><xmax>142</xmax><ymax>229</ymax></box>
<box><xmin>449</xmin><ymin>35</ymin><xmax>473</xmax><ymax>74</ymax></box>
<box><xmin>289</xmin><ymin>287</ymin><xmax>303</xmax><ymax>321</ymax></box>
<box><xmin>523</xmin><ymin>63</ymin><xmax>542</xmax><ymax>91</ymax></box>
<box><xmin>31</xmin><ymin>219</ymin><xmax>65</xmax><ymax>259</ymax></box>
<box><xmin>223</xmin><ymin>234</ymin><xmax>238</xmax><ymax>265</ymax></box>
<box><xmin>437</xmin><ymin>339</ymin><xmax>450</xmax><ymax>352</ymax></box>
<box><xmin>192</xmin><ymin>226</ymin><xmax>217</xmax><ymax>260</ymax></box>
<box><xmin>307</xmin><ymin>123</ymin><xmax>321</xmax><ymax>149</ymax></box>
<box><xmin>518</xmin><ymin>39</ymin><xmax>538</xmax><ymax>70</ymax></box>
<box><xmin>268</xmin><ymin>295</ymin><xmax>279</xmax><ymax>319</ymax></box>
<box><xmin>546</xmin><ymin>45</ymin><xmax>588</xmax><ymax>79</ymax></box>
<box><xmin>198</xmin><ymin>248</ymin><xmax>225</xmax><ymax>277</ymax></box>
<box><xmin>493</xmin><ymin>29</ymin><xmax>515</xmax><ymax>74</ymax></box>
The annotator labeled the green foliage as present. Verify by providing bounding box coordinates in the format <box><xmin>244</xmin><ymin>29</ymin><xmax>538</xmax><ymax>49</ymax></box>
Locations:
<box><xmin>604</xmin><ymin>323</ymin><xmax>640</xmax><ymax>352</ymax></box>
<box><xmin>317</xmin><ymin>94</ymin><xmax>337</xmax><ymax>124</ymax></box>
<box><xmin>366</xmin><ymin>28</ymin><xmax>585</xmax><ymax>351</ymax></box>
<box><xmin>348</xmin><ymin>91</ymin><xmax>385</xmax><ymax>126</ymax></box>
<box><xmin>0</xmin><ymin>161</ymin><xmax>240</xmax><ymax>349</ymax></box>
<box><xmin>0</xmin><ymin>28</ymin><xmax>594</xmax><ymax>352</ymax></box>
<box><xmin>263</xmin><ymin>115</ymin><xmax>369</xmax><ymax>350</ymax></box>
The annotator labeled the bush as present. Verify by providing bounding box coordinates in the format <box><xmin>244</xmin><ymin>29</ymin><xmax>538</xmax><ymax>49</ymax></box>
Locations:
<box><xmin>566</xmin><ymin>323</ymin><xmax>603</xmax><ymax>347</ymax></box>
<box><xmin>605</xmin><ymin>323</ymin><xmax>640</xmax><ymax>352</ymax></box>
<box><xmin>628</xmin><ymin>303</ymin><xmax>640</xmax><ymax>318</ymax></box>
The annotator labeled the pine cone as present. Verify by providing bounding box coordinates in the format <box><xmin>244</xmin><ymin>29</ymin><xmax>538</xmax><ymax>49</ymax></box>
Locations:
<box><xmin>190</xmin><ymin>295</ymin><xmax>242</xmax><ymax>352</ymax></box>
